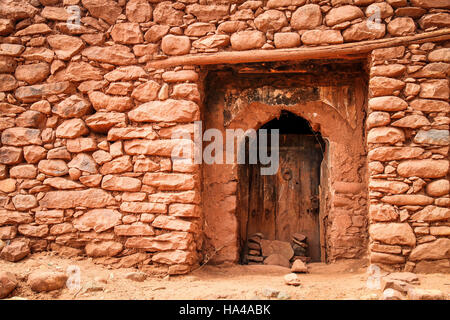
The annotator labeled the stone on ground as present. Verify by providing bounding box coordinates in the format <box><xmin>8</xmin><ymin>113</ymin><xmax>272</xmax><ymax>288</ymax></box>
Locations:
<box><xmin>407</xmin><ymin>288</ymin><xmax>446</xmax><ymax>300</ymax></box>
<box><xmin>291</xmin><ymin>259</ymin><xmax>308</xmax><ymax>273</ymax></box>
<box><xmin>125</xmin><ymin>271</ymin><xmax>147</xmax><ymax>282</ymax></box>
<box><xmin>277</xmin><ymin>291</ymin><xmax>291</xmax><ymax>300</ymax></box>
<box><xmin>27</xmin><ymin>271</ymin><xmax>68</xmax><ymax>292</ymax></box>
<box><xmin>284</xmin><ymin>273</ymin><xmax>301</xmax><ymax>286</ymax></box>
<box><xmin>0</xmin><ymin>240</ymin><xmax>30</xmax><ymax>262</ymax></box>
<box><xmin>0</xmin><ymin>271</ymin><xmax>17</xmax><ymax>299</ymax></box>
<box><xmin>386</xmin><ymin>272</ymin><xmax>420</xmax><ymax>284</ymax></box>
<box><xmin>261</xmin><ymin>287</ymin><xmax>280</xmax><ymax>298</ymax></box>
<box><xmin>260</xmin><ymin>239</ymin><xmax>294</xmax><ymax>260</ymax></box>
<box><xmin>264</xmin><ymin>254</ymin><xmax>290</xmax><ymax>268</ymax></box>
<box><xmin>381</xmin><ymin>288</ymin><xmax>405</xmax><ymax>300</ymax></box>
<box><xmin>381</xmin><ymin>278</ymin><xmax>412</xmax><ymax>294</ymax></box>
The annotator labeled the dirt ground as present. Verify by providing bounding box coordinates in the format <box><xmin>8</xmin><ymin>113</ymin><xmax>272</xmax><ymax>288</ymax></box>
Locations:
<box><xmin>1</xmin><ymin>252</ymin><xmax>449</xmax><ymax>300</ymax></box>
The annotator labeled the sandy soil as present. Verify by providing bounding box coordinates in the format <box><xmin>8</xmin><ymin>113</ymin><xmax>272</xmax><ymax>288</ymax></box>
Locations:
<box><xmin>1</xmin><ymin>252</ymin><xmax>449</xmax><ymax>300</ymax></box>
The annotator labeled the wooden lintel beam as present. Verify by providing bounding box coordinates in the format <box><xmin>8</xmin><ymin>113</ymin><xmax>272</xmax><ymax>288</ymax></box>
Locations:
<box><xmin>146</xmin><ymin>28</ymin><xmax>450</xmax><ymax>69</ymax></box>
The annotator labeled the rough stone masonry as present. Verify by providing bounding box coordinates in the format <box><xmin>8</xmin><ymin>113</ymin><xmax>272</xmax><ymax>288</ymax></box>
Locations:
<box><xmin>0</xmin><ymin>0</ymin><xmax>449</xmax><ymax>275</ymax></box>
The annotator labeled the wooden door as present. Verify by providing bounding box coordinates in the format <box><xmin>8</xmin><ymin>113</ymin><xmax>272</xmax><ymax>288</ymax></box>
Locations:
<box><xmin>240</xmin><ymin>134</ymin><xmax>323</xmax><ymax>262</ymax></box>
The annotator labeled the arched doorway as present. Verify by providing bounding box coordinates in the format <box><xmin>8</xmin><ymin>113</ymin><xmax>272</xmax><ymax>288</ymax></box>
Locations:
<box><xmin>238</xmin><ymin>111</ymin><xmax>325</xmax><ymax>264</ymax></box>
<box><xmin>202</xmin><ymin>62</ymin><xmax>368</xmax><ymax>265</ymax></box>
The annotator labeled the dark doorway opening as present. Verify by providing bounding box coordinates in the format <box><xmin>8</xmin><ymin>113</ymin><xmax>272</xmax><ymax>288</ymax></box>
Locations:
<box><xmin>238</xmin><ymin>111</ymin><xmax>325</xmax><ymax>265</ymax></box>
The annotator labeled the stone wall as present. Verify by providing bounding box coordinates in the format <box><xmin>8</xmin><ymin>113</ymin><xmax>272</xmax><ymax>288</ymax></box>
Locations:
<box><xmin>368</xmin><ymin>44</ymin><xmax>449</xmax><ymax>273</ymax></box>
<box><xmin>0</xmin><ymin>0</ymin><xmax>448</xmax><ymax>273</ymax></box>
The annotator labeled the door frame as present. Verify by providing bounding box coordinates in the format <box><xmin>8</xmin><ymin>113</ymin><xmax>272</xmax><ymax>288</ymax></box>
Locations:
<box><xmin>237</xmin><ymin>131</ymin><xmax>327</xmax><ymax>263</ymax></box>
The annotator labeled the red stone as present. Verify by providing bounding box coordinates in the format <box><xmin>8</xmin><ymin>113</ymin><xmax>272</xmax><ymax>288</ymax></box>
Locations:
<box><xmin>100</xmin><ymin>155</ymin><xmax>132</xmax><ymax>175</ymax></box>
<box><xmin>114</xmin><ymin>225</ymin><xmax>155</xmax><ymax>236</ymax></box>
<box><xmin>301</xmin><ymin>30</ymin><xmax>343</xmax><ymax>45</ymax></box>
<box><xmin>1</xmin><ymin>127</ymin><xmax>42</xmax><ymax>146</ymax></box>
<box><xmin>0</xmin><ymin>240</ymin><xmax>30</xmax><ymax>262</ymax></box>
<box><xmin>397</xmin><ymin>160</ymin><xmax>449</xmax><ymax>178</ymax></box>
<box><xmin>410</xmin><ymin>206</ymin><xmax>450</xmax><ymax>222</ymax></box>
<box><xmin>15</xmin><ymin>110</ymin><xmax>46</xmax><ymax>128</ymax></box>
<box><xmin>152</xmin><ymin>250</ymin><xmax>196</xmax><ymax>265</ymax></box>
<box><xmin>274</xmin><ymin>32</ymin><xmax>301</xmax><ymax>49</ymax></box>
<box><xmin>368</xmin><ymin>147</ymin><xmax>424</xmax><ymax>161</ymax></box>
<box><xmin>85</xmin><ymin>241</ymin><xmax>123</xmax><ymax>257</ymax></box>
<box><xmin>391</xmin><ymin>115</ymin><xmax>430</xmax><ymax>129</ymax></box>
<box><xmin>325</xmin><ymin>5</ymin><xmax>364</xmax><ymax>27</ymax></box>
<box><xmin>291</xmin><ymin>4</ymin><xmax>322</xmax><ymax>30</ymax></box>
<box><xmin>161</xmin><ymin>35</ymin><xmax>191</xmax><ymax>56</ymax></box>
<box><xmin>56</xmin><ymin>119</ymin><xmax>88</xmax><ymax>139</ymax></box>
<box><xmin>420</xmin><ymin>80</ymin><xmax>449</xmax><ymax>100</ymax></box>
<box><xmin>367</xmin><ymin>127</ymin><xmax>405</xmax><ymax>144</ymax></box>
<box><xmin>39</xmin><ymin>189</ymin><xmax>116</xmax><ymax>209</ymax></box>
<box><xmin>231</xmin><ymin>31</ymin><xmax>266</xmax><ymax>51</ymax></box>
<box><xmin>192</xmin><ymin>35</ymin><xmax>230</xmax><ymax>49</ymax></box>
<box><xmin>15</xmin><ymin>63</ymin><xmax>49</xmax><ymax>84</ymax></box>
<box><xmin>152</xmin><ymin>215</ymin><xmax>199</xmax><ymax>233</ymax></box>
<box><xmin>81</xmin><ymin>0</ymin><xmax>122</xmax><ymax>24</ymax></box>
<box><xmin>382</xmin><ymin>195</ymin><xmax>434</xmax><ymax>206</ymax></box>
<box><xmin>0</xmin><ymin>271</ymin><xmax>17</xmax><ymax>298</ymax></box>
<box><xmin>0</xmin><ymin>210</ymin><xmax>33</xmax><ymax>225</ymax></box>
<box><xmin>66</xmin><ymin>137</ymin><xmax>97</xmax><ymax>153</ymax></box>
<box><xmin>254</xmin><ymin>10</ymin><xmax>287</xmax><ymax>32</ymax></box>
<box><xmin>52</xmin><ymin>95</ymin><xmax>91</xmax><ymax>118</ymax></box>
<box><xmin>128</xmin><ymin>99</ymin><xmax>199</xmax><ymax>123</ymax></box>
<box><xmin>101</xmin><ymin>175</ymin><xmax>141</xmax><ymax>192</ymax></box>
<box><xmin>35</xmin><ymin>210</ymin><xmax>64</xmax><ymax>224</ymax></box>
<box><xmin>169</xmin><ymin>204</ymin><xmax>201</xmax><ymax>218</ymax></box>
<box><xmin>143</xmin><ymin>173</ymin><xmax>195</xmax><ymax>191</ymax></box>
<box><xmin>10</xmin><ymin>164</ymin><xmax>37</xmax><ymax>179</ymax></box>
<box><xmin>120</xmin><ymin>202</ymin><xmax>166</xmax><ymax>214</ymax></box>
<box><xmin>409</xmin><ymin>238</ymin><xmax>450</xmax><ymax>261</ymax></box>
<box><xmin>88</xmin><ymin>91</ymin><xmax>133</xmax><ymax>112</ymax></box>
<box><xmin>65</xmin><ymin>62</ymin><xmax>104</xmax><ymax>82</ymax></box>
<box><xmin>111</xmin><ymin>23</ymin><xmax>143</xmax><ymax>45</ymax></box>
<box><xmin>126</xmin><ymin>0</ymin><xmax>152</xmax><ymax>23</ymax></box>
<box><xmin>47</xmin><ymin>35</ymin><xmax>84</xmax><ymax>60</ymax></box>
<box><xmin>387</xmin><ymin>17</ymin><xmax>416</xmax><ymax>36</ymax></box>
<box><xmin>185</xmin><ymin>22</ymin><xmax>215</xmax><ymax>37</ymax></box>
<box><xmin>82</xmin><ymin>45</ymin><xmax>136</xmax><ymax>66</ymax></box>
<box><xmin>144</xmin><ymin>25</ymin><xmax>170</xmax><ymax>43</ymax></box>
<box><xmin>85</xmin><ymin>112</ymin><xmax>127</xmax><ymax>133</ymax></box>
<box><xmin>18</xmin><ymin>224</ymin><xmax>48</xmax><ymax>237</ymax></box>
<box><xmin>38</xmin><ymin>160</ymin><xmax>68</xmax><ymax>177</ymax></box>
<box><xmin>370</xmin><ymin>77</ymin><xmax>405</xmax><ymax>96</ymax></box>
<box><xmin>426</xmin><ymin>180</ymin><xmax>449</xmax><ymax>197</ymax></box>
<box><xmin>131</xmin><ymin>81</ymin><xmax>160</xmax><ymax>102</ymax></box>
<box><xmin>161</xmin><ymin>70</ymin><xmax>198</xmax><ymax>83</ymax></box>
<box><xmin>186</xmin><ymin>4</ymin><xmax>229</xmax><ymax>22</ymax></box>
<box><xmin>428</xmin><ymin>48</ymin><xmax>450</xmax><ymax>63</ymax></box>
<box><xmin>15</xmin><ymin>82</ymin><xmax>71</xmax><ymax>103</ymax></box>
<box><xmin>153</xmin><ymin>2</ymin><xmax>184</xmax><ymax>26</ymax></box>
<box><xmin>369</xmin><ymin>223</ymin><xmax>416</xmax><ymax>246</ymax></box>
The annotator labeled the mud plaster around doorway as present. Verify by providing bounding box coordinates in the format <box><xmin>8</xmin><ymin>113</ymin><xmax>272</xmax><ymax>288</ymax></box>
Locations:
<box><xmin>201</xmin><ymin>61</ymin><xmax>369</xmax><ymax>264</ymax></box>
